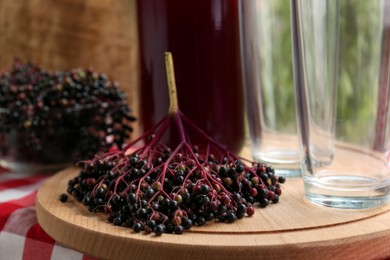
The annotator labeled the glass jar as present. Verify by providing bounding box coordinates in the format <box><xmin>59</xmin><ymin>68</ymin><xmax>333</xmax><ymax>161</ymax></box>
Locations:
<box><xmin>136</xmin><ymin>0</ymin><xmax>245</xmax><ymax>153</ymax></box>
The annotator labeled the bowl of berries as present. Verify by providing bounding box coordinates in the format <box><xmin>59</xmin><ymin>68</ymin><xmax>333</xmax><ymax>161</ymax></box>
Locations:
<box><xmin>0</xmin><ymin>59</ymin><xmax>135</xmax><ymax>173</ymax></box>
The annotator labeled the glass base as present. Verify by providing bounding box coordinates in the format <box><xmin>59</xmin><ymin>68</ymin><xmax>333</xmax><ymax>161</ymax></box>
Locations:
<box><xmin>304</xmin><ymin>175</ymin><xmax>390</xmax><ymax>209</ymax></box>
<box><xmin>253</xmin><ymin>150</ymin><xmax>302</xmax><ymax>177</ymax></box>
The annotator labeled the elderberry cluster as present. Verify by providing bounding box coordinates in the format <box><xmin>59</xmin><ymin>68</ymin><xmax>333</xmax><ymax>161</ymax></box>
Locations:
<box><xmin>67</xmin><ymin>143</ymin><xmax>285</xmax><ymax>236</ymax></box>
<box><xmin>0</xmin><ymin>59</ymin><xmax>135</xmax><ymax>166</ymax></box>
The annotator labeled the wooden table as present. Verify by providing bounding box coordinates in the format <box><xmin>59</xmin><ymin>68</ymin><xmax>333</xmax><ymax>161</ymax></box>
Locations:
<box><xmin>36</xmin><ymin>167</ymin><xmax>390</xmax><ymax>259</ymax></box>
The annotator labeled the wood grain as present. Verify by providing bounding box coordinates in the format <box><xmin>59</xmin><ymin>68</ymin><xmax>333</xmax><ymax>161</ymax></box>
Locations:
<box><xmin>36</xmin><ymin>167</ymin><xmax>390</xmax><ymax>260</ymax></box>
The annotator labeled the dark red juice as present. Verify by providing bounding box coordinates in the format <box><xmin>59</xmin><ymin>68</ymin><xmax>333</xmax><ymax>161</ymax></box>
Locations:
<box><xmin>137</xmin><ymin>0</ymin><xmax>245</xmax><ymax>153</ymax></box>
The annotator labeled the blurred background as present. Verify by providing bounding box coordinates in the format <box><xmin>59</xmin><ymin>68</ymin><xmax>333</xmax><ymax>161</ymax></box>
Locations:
<box><xmin>0</xmin><ymin>0</ymin><xmax>140</xmax><ymax>129</ymax></box>
<box><xmin>246</xmin><ymin>0</ymin><xmax>384</xmax><ymax>145</ymax></box>
<box><xmin>0</xmin><ymin>0</ymin><xmax>386</xmax><ymax>147</ymax></box>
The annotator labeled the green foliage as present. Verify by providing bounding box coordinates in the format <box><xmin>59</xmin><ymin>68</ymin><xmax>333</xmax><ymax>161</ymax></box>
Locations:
<box><xmin>258</xmin><ymin>0</ymin><xmax>295</xmax><ymax>133</ymax></box>
<box><xmin>337</xmin><ymin>0</ymin><xmax>382</xmax><ymax>144</ymax></box>
<box><xmin>263</xmin><ymin>0</ymin><xmax>383</xmax><ymax>144</ymax></box>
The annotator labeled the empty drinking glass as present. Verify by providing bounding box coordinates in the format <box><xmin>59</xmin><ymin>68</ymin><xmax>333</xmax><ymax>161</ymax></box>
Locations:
<box><xmin>240</xmin><ymin>0</ymin><xmax>301</xmax><ymax>177</ymax></box>
<box><xmin>292</xmin><ymin>0</ymin><xmax>390</xmax><ymax>208</ymax></box>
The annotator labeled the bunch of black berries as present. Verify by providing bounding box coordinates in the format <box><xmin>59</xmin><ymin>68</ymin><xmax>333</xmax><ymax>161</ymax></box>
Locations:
<box><xmin>0</xmin><ymin>59</ymin><xmax>135</xmax><ymax>168</ymax></box>
<box><xmin>66</xmin><ymin>53</ymin><xmax>285</xmax><ymax>236</ymax></box>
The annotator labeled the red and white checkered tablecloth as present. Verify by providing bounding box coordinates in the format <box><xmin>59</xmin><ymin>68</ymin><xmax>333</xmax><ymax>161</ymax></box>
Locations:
<box><xmin>0</xmin><ymin>168</ymin><xmax>95</xmax><ymax>260</ymax></box>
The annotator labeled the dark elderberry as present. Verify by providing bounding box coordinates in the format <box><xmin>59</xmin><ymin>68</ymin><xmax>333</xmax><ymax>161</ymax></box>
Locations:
<box><xmin>195</xmin><ymin>216</ymin><xmax>206</xmax><ymax>226</ymax></box>
<box><xmin>107</xmin><ymin>213</ymin><xmax>116</xmax><ymax>223</ymax></box>
<box><xmin>245</xmin><ymin>196</ymin><xmax>255</xmax><ymax>204</ymax></box>
<box><xmin>126</xmin><ymin>193</ymin><xmax>137</xmax><ymax>204</ymax></box>
<box><xmin>132</xmin><ymin>223</ymin><xmax>143</xmax><ymax>233</ymax></box>
<box><xmin>164</xmin><ymin>224</ymin><xmax>175</xmax><ymax>234</ymax></box>
<box><xmin>121</xmin><ymin>206</ymin><xmax>130</xmax><ymax>214</ymax></box>
<box><xmin>59</xmin><ymin>193</ymin><xmax>68</xmax><ymax>203</ymax></box>
<box><xmin>219</xmin><ymin>166</ymin><xmax>228</xmax><ymax>177</ymax></box>
<box><xmin>235</xmin><ymin>164</ymin><xmax>245</xmax><ymax>173</ymax></box>
<box><xmin>112</xmin><ymin>193</ymin><xmax>124</xmax><ymax>205</ymax></box>
<box><xmin>182</xmin><ymin>217</ymin><xmax>193</xmax><ymax>230</ymax></box>
<box><xmin>147</xmin><ymin>220</ymin><xmax>157</xmax><ymax>229</ymax></box>
<box><xmin>94</xmin><ymin>198</ymin><xmax>104</xmax><ymax>206</ymax></box>
<box><xmin>113</xmin><ymin>217</ymin><xmax>122</xmax><ymax>226</ymax></box>
<box><xmin>272</xmin><ymin>194</ymin><xmax>280</xmax><ymax>204</ymax></box>
<box><xmin>174</xmin><ymin>225</ymin><xmax>184</xmax><ymax>235</ymax></box>
<box><xmin>0</xmin><ymin>59</ymin><xmax>135</xmax><ymax>167</ymax></box>
<box><xmin>225</xmin><ymin>212</ymin><xmax>237</xmax><ymax>223</ymax></box>
<box><xmin>144</xmin><ymin>176</ymin><xmax>153</xmax><ymax>184</ymax></box>
<box><xmin>170</xmin><ymin>200</ymin><xmax>179</xmax><ymax>211</ymax></box>
<box><xmin>129</xmin><ymin>205</ymin><xmax>138</xmax><ymax>214</ymax></box>
<box><xmin>136</xmin><ymin>208</ymin><xmax>148</xmax><ymax>219</ymax></box>
<box><xmin>65</xmin><ymin>53</ymin><xmax>285</xmax><ymax>236</ymax></box>
<box><xmin>95</xmin><ymin>187</ymin><xmax>106</xmax><ymax>198</ymax></box>
<box><xmin>174</xmin><ymin>176</ymin><xmax>184</xmax><ymax>185</ymax></box>
<box><xmin>145</xmin><ymin>188</ymin><xmax>155</xmax><ymax>199</ymax></box>
<box><xmin>129</xmin><ymin>156</ymin><xmax>138</xmax><ymax>165</ymax></box>
<box><xmin>126</xmin><ymin>218</ymin><xmax>135</xmax><ymax>228</ymax></box>
<box><xmin>161</xmin><ymin>198</ymin><xmax>171</xmax><ymax>209</ymax></box>
<box><xmin>205</xmin><ymin>212</ymin><xmax>214</xmax><ymax>221</ymax></box>
<box><xmin>200</xmin><ymin>185</ymin><xmax>211</xmax><ymax>195</ymax></box>
<box><xmin>278</xmin><ymin>176</ymin><xmax>286</xmax><ymax>184</ymax></box>
<box><xmin>82</xmin><ymin>196</ymin><xmax>91</xmax><ymax>206</ymax></box>
<box><xmin>140</xmin><ymin>200</ymin><xmax>148</xmax><ymax>208</ymax></box>
<box><xmin>153</xmin><ymin>224</ymin><xmax>165</xmax><ymax>236</ymax></box>
<box><xmin>236</xmin><ymin>204</ymin><xmax>247</xmax><ymax>219</ymax></box>
<box><xmin>259</xmin><ymin>198</ymin><xmax>269</xmax><ymax>208</ymax></box>
<box><xmin>218</xmin><ymin>204</ymin><xmax>227</xmax><ymax>215</ymax></box>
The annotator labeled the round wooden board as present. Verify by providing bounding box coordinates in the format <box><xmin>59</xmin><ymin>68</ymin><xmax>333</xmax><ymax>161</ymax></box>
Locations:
<box><xmin>36</xmin><ymin>167</ymin><xmax>390</xmax><ymax>260</ymax></box>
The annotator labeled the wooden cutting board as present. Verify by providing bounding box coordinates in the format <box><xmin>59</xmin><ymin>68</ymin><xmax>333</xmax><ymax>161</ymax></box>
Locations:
<box><xmin>36</xmin><ymin>167</ymin><xmax>390</xmax><ymax>260</ymax></box>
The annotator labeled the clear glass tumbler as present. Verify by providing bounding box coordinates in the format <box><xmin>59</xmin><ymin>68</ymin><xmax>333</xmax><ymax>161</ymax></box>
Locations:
<box><xmin>292</xmin><ymin>0</ymin><xmax>390</xmax><ymax>208</ymax></box>
<box><xmin>240</xmin><ymin>0</ymin><xmax>301</xmax><ymax>177</ymax></box>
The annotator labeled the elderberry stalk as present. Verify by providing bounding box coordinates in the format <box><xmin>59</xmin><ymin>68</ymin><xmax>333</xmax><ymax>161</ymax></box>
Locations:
<box><xmin>66</xmin><ymin>52</ymin><xmax>285</xmax><ymax>235</ymax></box>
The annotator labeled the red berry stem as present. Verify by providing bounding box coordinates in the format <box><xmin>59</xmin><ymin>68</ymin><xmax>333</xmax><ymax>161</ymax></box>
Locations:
<box><xmin>65</xmin><ymin>52</ymin><xmax>285</xmax><ymax>236</ymax></box>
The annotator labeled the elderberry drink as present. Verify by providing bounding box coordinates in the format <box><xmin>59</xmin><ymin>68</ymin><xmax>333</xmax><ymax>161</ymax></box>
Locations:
<box><xmin>137</xmin><ymin>0</ymin><xmax>245</xmax><ymax>153</ymax></box>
